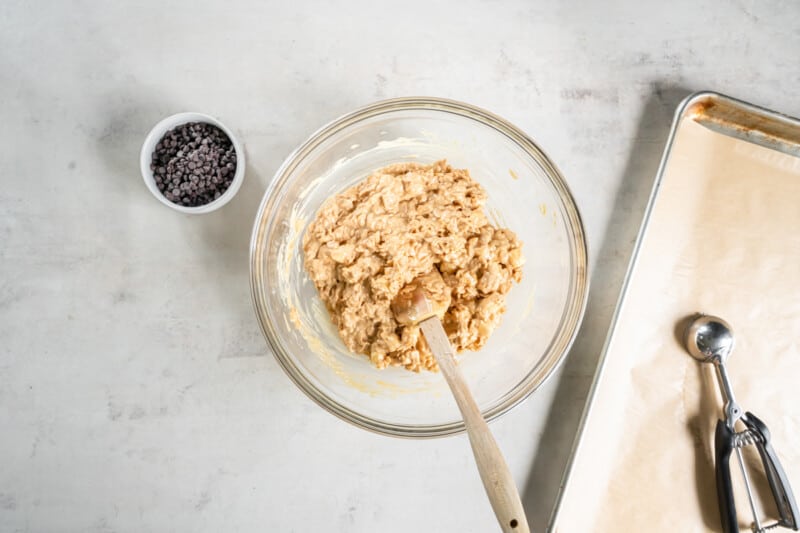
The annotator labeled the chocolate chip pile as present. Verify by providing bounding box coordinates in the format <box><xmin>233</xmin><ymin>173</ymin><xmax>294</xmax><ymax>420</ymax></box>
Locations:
<box><xmin>150</xmin><ymin>122</ymin><xmax>237</xmax><ymax>207</ymax></box>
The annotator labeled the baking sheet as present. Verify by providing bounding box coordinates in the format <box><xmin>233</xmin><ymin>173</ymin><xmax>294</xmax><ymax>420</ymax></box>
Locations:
<box><xmin>549</xmin><ymin>92</ymin><xmax>800</xmax><ymax>532</ymax></box>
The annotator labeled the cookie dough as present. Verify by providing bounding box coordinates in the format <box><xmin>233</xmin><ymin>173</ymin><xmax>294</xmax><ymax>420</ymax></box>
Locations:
<box><xmin>302</xmin><ymin>160</ymin><xmax>524</xmax><ymax>372</ymax></box>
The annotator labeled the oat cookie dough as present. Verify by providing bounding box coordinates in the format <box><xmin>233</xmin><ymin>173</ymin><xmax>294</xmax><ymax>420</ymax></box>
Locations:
<box><xmin>302</xmin><ymin>160</ymin><xmax>524</xmax><ymax>372</ymax></box>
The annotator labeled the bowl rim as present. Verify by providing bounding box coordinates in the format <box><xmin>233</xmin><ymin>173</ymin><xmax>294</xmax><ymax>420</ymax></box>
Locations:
<box><xmin>249</xmin><ymin>96</ymin><xmax>589</xmax><ymax>438</ymax></box>
<box><xmin>139</xmin><ymin>112</ymin><xmax>246</xmax><ymax>214</ymax></box>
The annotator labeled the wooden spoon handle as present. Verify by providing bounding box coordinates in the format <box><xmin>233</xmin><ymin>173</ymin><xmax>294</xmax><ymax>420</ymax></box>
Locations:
<box><xmin>420</xmin><ymin>318</ymin><xmax>531</xmax><ymax>533</ymax></box>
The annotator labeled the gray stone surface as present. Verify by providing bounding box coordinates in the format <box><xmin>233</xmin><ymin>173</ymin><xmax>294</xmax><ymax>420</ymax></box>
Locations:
<box><xmin>1</xmin><ymin>1</ymin><xmax>799</xmax><ymax>531</ymax></box>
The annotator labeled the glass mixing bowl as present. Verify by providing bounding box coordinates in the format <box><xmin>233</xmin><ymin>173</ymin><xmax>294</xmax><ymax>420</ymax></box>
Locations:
<box><xmin>250</xmin><ymin>97</ymin><xmax>588</xmax><ymax>437</ymax></box>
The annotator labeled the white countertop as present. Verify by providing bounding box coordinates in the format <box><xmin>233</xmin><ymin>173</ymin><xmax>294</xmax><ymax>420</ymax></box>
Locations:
<box><xmin>2</xmin><ymin>1</ymin><xmax>799</xmax><ymax>531</ymax></box>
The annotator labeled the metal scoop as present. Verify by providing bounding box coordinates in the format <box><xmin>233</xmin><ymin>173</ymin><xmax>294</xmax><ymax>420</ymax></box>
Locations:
<box><xmin>392</xmin><ymin>271</ymin><xmax>530</xmax><ymax>533</ymax></box>
<box><xmin>685</xmin><ymin>314</ymin><xmax>798</xmax><ymax>533</ymax></box>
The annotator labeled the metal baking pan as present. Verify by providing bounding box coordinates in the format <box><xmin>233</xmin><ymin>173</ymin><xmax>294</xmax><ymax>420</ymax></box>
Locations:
<box><xmin>548</xmin><ymin>91</ymin><xmax>800</xmax><ymax>531</ymax></box>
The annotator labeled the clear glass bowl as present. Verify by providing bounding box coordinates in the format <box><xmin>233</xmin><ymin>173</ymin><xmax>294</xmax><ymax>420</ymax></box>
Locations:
<box><xmin>250</xmin><ymin>97</ymin><xmax>588</xmax><ymax>437</ymax></box>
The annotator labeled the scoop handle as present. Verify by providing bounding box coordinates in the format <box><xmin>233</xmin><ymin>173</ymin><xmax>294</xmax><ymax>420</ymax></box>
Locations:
<box><xmin>715</xmin><ymin>419</ymin><xmax>739</xmax><ymax>533</ymax></box>
<box><xmin>420</xmin><ymin>318</ymin><xmax>530</xmax><ymax>533</ymax></box>
<box><xmin>744</xmin><ymin>412</ymin><xmax>799</xmax><ymax>529</ymax></box>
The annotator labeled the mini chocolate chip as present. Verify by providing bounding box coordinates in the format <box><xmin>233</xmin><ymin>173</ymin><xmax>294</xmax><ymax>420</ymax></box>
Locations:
<box><xmin>150</xmin><ymin>121</ymin><xmax>238</xmax><ymax>207</ymax></box>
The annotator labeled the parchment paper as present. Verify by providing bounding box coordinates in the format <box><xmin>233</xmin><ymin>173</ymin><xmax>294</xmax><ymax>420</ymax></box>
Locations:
<box><xmin>553</xmin><ymin>117</ymin><xmax>800</xmax><ymax>532</ymax></box>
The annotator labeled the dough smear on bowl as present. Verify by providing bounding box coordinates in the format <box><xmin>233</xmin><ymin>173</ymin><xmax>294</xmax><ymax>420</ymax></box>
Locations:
<box><xmin>302</xmin><ymin>160</ymin><xmax>524</xmax><ymax>372</ymax></box>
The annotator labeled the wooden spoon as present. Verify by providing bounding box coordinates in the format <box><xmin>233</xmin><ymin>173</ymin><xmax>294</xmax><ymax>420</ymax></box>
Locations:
<box><xmin>392</xmin><ymin>271</ymin><xmax>530</xmax><ymax>533</ymax></box>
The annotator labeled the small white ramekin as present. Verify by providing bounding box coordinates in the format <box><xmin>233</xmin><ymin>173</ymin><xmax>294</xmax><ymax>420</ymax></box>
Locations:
<box><xmin>140</xmin><ymin>112</ymin><xmax>245</xmax><ymax>214</ymax></box>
